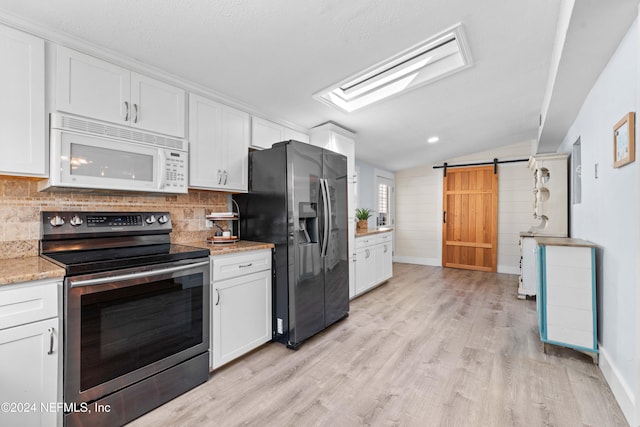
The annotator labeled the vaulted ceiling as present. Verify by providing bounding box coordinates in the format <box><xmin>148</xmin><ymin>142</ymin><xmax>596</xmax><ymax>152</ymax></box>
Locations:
<box><xmin>0</xmin><ymin>0</ymin><xmax>637</xmax><ymax>170</ymax></box>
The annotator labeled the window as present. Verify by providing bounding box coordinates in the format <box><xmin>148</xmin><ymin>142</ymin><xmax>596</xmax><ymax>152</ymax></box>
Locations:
<box><xmin>378</xmin><ymin>182</ymin><xmax>390</xmax><ymax>226</ymax></box>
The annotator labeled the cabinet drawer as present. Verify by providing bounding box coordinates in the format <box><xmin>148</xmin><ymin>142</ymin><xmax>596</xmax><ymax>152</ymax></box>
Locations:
<box><xmin>377</xmin><ymin>232</ymin><xmax>392</xmax><ymax>243</ymax></box>
<box><xmin>0</xmin><ymin>280</ymin><xmax>60</xmax><ymax>330</ymax></box>
<box><xmin>355</xmin><ymin>236</ymin><xmax>377</xmax><ymax>249</ymax></box>
<box><xmin>211</xmin><ymin>250</ymin><xmax>271</xmax><ymax>282</ymax></box>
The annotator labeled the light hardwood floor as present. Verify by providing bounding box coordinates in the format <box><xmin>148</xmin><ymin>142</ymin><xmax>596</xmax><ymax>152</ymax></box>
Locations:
<box><xmin>130</xmin><ymin>263</ymin><xmax>628</xmax><ymax>426</ymax></box>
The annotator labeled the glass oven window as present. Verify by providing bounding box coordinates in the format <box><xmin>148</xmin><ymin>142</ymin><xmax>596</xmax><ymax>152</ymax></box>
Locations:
<box><xmin>79</xmin><ymin>272</ymin><xmax>203</xmax><ymax>391</ymax></box>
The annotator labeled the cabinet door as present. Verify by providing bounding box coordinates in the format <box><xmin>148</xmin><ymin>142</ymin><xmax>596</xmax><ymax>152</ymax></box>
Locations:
<box><xmin>56</xmin><ymin>46</ymin><xmax>130</xmax><ymax>125</ymax></box>
<box><xmin>251</xmin><ymin>117</ymin><xmax>284</xmax><ymax>149</ymax></box>
<box><xmin>130</xmin><ymin>72</ymin><xmax>185</xmax><ymax>137</ymax></box>
<box><xmin>212</xmin><ymin>270</ymin><xmax>272</xmax><ymax>369</ymax></box>
<box><xmin>283</xmin><ymin>127</ymin><xmax>309</xmax><ymax>143</ymax></box>
<box><xmin>188</xmin><ymin>94</ymin><xmax>224</xmax><ymax>188</ymax></box>
<box><xmin>0</xmin><ymin>24</ymin><xmax>45</xmax><ymax>176</ymax></box>
<box><xmin>355</xmin><ymin>247</ymin><xmax>376</xmax><ymax>295</ymax></box>
<box><xmin>0</xmin><ymin>317</ymin><xmax>58</xmax><ymax>427</ymax></box>
<box><xmin>380</xmin><ymin>242</ymin><xmax>393</xmax><ymax>281</ymax></box>
<box><xmin>222</xmin><ymin>107</ymin><xmax>250</xmax><ymax>192</ymax></box>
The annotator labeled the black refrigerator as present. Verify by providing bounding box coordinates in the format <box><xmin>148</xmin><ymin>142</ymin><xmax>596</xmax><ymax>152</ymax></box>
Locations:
<box><xmin>234</xmin><ymin>140</ymin><xmax>349</xmax><ymax>349</ymax></box>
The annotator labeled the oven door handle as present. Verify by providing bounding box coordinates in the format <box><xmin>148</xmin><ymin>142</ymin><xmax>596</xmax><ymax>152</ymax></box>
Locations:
<box><xmin>68</xmin><ymin>261</ymin><xmax>210</xmax><ymax>288</ymax></box>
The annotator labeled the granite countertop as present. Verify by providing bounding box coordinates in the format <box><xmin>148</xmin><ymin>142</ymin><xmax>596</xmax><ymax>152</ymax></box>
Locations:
<box><xmin>355</xmin><ymin>227</ymin><xmax>394</xmax><ymax>238</ymax></box>
<box><xmin>0</xmin><ymin>241</ymin><xmax>274</xmax><ymax>287</ymax></box>
<box><xmin>185</xmin><ymin>240</ymin><xmax>275</xmax><ymax>255</ymax></box>
<box><xmin>0</xmin><ymin>257</ymin><xmax>65</xmax><ymax>287</ymax></box>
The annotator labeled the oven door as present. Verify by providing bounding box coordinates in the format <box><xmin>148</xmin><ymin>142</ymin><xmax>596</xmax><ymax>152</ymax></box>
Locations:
<box><xmin>64</xmin><ymin>258</ymin><xmax>210</xmax><ymax>405</ymax></box>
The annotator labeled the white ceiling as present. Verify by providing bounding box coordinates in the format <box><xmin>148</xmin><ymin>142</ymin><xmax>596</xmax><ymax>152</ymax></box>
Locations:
<box><xmin>0</xmin><ymin>1</ymin><xmax>636</xmax><ymax>171</ymax></box>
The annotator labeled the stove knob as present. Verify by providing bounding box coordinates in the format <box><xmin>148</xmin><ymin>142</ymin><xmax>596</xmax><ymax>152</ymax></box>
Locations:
<box><xmin>49</xmin><ymin>215</ymin><xmax>65</xmax><ymax>227</ymax></box>
<box><xmin>69</xmin><ymin>215</ymin><xmax>84</xmax><ymax>226</ymax></box>
<box><xmin>158</xmin><ymin>214</ymin><xmax>169</xmax><ymax>224</ymax></box>
<box><xmin>145</xmin><ymin>215</ymin><xmax>156</xmax><ymax>224</ymax></box>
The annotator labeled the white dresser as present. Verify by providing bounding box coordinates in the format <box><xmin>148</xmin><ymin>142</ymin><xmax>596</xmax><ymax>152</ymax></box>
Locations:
<box><xmin>536</xmin><ymin>237</ymin><xmax>598</xmax><ymax>363</ymax></box>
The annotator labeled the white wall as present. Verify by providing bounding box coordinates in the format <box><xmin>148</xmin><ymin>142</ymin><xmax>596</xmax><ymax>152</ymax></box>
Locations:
<box><xmin>355</xmin><ymin>160</ymin><xmax>394</xmax><ymax>229</ymax></box>
<box><xmin>557</xmin><ymin>19</ymin><xmax>638</xmax><ymax>425</ymax></box>
<box><xmin>394</xmin><ymin>142</ymin><xmax>539</xmax><ymax>273</ymax></box>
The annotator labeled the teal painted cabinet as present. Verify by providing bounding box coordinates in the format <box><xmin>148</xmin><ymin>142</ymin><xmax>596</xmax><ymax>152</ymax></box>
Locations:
<box><xmin>536</xmin><ymin>238</ymin><xmax>598</xmax><ymax>363</ymax></box>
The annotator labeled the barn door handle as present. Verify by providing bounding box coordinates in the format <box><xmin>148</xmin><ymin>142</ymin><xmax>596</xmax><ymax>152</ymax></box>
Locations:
<box><xmin>443</xmin><ymin>211</ymin><xmax>447</xmax><ymax>223</ymax></box>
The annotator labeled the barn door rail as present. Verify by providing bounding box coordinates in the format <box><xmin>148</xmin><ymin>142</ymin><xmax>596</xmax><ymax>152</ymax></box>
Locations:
<box><xmin>433</xmin><ymin>157</ymin><xmax>528</xmax><ymax>176</ymax></box>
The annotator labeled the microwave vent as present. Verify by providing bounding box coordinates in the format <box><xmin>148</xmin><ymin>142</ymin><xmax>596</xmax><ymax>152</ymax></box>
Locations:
<box><xmin>53</xmin><ymin>114</ymin><xmax>186</xmax><ymax>151</ymax></box>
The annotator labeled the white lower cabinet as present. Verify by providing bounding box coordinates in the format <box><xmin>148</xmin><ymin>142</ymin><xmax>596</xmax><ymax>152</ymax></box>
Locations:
<box><xmin>354</xmin><ymin>232</ymin><xmax>393</xmax><ymax>297</ymax></box>
<box><xmin>0</xmin><ymin>279</ymin><xmax>61</xmax><ymax>427</ymax></box>
<box><xmin>210</xmin><ymin>250</ymin><xmax>272</xmax><ymax>370</ymax></box>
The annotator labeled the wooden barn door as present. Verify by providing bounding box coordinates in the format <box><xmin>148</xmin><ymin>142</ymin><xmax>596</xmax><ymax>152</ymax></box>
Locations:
<box><xmin>442</xmin><ymin>165</ymin><xmax>498</xmax><ymax>272</ymax></box>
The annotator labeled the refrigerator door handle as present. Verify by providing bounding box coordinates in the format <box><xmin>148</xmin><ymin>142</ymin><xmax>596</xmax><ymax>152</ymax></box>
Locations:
<box><xmin>320</xmin><ymin>178</ymin><xmax>330</xmax><ymax>257</ymax></box>
<box><xmin>325</xmin><ymin>178</ymin><xmax>333</xmax><ymax>255</ymax></box>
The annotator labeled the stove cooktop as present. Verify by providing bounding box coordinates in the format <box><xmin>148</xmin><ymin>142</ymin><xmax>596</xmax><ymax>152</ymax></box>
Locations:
<box><xmin>41</xmin><ymin>243</ymin><xmax>210</xmax><ymax>276</ymax></box>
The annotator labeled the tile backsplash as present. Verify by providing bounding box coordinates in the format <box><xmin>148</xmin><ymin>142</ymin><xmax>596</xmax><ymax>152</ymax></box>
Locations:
<box><xmin>0</xmin><ymin>176</ymin><xmax>229</xmax><ymax>259</ymax></box>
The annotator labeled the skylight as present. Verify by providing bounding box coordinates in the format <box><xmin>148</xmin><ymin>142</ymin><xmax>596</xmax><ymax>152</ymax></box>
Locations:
<box><xmin>313</xmin><ymin>23</ymin><xmax>473</xmax><ymax>113</ymax></box>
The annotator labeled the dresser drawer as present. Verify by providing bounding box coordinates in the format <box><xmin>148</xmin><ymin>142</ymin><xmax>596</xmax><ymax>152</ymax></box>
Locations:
<box><xmin>211</xmin><ymin>249</ymin><xmax>272</xmax><ymax>282</ymax></box>
<box><xmin>0</xmin><ymin>280</ymin><xmax>60</xmax><ymax>330</ymax></box>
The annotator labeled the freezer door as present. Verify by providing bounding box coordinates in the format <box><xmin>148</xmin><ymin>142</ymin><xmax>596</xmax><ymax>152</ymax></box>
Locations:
<box><xmin>288</xmin><ymin>142</ymin><xmax>325</xmax><ymax>346</ymax></box>
<box><xmin>323</xmin><ymin>149</ymin><xmax>350</xmax><ymax>327</ymax></box>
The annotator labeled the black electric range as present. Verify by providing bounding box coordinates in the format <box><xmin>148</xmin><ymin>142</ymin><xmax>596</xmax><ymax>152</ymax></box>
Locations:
<box><xmin>40</xmin><ymin>211</ymin><xmax>209</xmax><ymax>276</ymax></box>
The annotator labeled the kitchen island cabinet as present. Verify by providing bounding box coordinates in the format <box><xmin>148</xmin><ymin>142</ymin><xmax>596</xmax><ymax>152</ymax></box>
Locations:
<box><xmin>0</xmin><ymin>23</ymin><xmax>45</xmax><ymax>177</ymax></box>
<box><xmin>0</xmin><ymin>278</ymin><xmax>62</xmax><ymax>427</ymax></box>
<box><xmin>210</xmin><ymin>249</ymin><xmax>272</xmax><ymax>369</ymax></box>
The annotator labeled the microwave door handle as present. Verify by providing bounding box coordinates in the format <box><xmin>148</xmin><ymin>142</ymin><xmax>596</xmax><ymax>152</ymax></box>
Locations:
<box><xmin>69</xmin><ymin>261</ymin><xmax>210</xmax><ymax>288</ymax></box>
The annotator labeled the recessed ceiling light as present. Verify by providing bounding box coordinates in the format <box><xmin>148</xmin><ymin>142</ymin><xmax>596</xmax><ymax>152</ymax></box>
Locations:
<box><xmin>313</xmin><ymin>23</ymin><xmax>473</xmax><ymax>113</ymax></box>
<box><xmin>427</xmin><ymin>136</ymin><xmax>440</xmax><ymax>144</ymax></box>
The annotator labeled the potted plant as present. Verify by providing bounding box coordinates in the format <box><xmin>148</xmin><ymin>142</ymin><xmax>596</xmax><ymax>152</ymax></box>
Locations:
<box><xmin>355</xmin><ymin>208</ymin><xmax>372</xmax><ymax>231</ymax></box>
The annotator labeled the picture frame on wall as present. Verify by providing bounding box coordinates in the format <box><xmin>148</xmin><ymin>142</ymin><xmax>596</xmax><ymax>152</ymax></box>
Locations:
<box><xmin>613</xmin><ymin>112</ymin><xmax>635</xmax><ymax>168</ymax></box>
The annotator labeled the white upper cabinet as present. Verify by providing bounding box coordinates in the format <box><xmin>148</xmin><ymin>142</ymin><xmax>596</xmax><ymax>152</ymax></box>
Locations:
<box><xmin>222</xmin><ymin>106</ymin><xmax>251</xmax><ymax>191</ymax></box>
<box><xmin>251</xmin><ymin>116</ymin><xmax>309</xmax><ymax>149</ymax></box>
<box><xmin>0</xmin><ymin>24</ymin><xmax>45</xmax><ymax>177</ymax></box>
<box><xmin>283</xmin><ymin>126</ymin><xmax>310</xmax><ymax>144</ymax></box>
<box><xmin>189</xmin><ymin>94</ymin><xmax>249</xmax><ymax>192</ymax></box>
<box><xmin>130</xmin><ymin>72</ymin><xmax>186</xmax><ymax>137</ymax></box>
<box><xmin>55</xmin><ymin>46</ymin><xmax>185</xmax><ymax>138</ymax></box>
<box><xmin>251</xmin><ymin>117</ymin><xmax>284</xmax><ymax>149</ymax></box>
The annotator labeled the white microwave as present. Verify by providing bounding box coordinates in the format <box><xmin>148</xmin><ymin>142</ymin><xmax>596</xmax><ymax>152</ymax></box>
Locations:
<box><xmin>40</xmin><ymin>114</ymin><xmax>188</xmax><ymax>194</ymax></box>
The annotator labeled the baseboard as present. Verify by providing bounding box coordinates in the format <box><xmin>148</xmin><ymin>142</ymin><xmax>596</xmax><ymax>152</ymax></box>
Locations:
<box><xmin>392</xmin><ymin>256</ymin><xmax>440</xmax><ymax>266</ymax></box>
<box><xmin>497</xmin><ymin>264</ymin><xmax>520</xmax><ymax>275</ymax></box>
<box><xmin>393</xmin><ymin>258</ymin><xmax>520</xmax><ymax>275</ymax></box>
<box><xmin>599</xmin><ymin>345</ymin><xmax>636</xmax><ymax>426</ymax></box>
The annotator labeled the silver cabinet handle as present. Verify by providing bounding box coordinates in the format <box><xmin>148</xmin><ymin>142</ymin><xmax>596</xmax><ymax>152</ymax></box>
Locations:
<box><xmin>365</xmin><ymin>249</ymin><xmax>370</xmax><ymax>259</ymax></box>
<box><xmin>124</xmin><ymin>101</ymin><xmax>129</xmax><ymax>121</ymax></box>
<box><xmin>223</xmin><ymin>170</ymin><xmax>228</xmax><ymax>185</ymax></box>
<box><xmin>384</xmin><ymin>245</ymin><xmax>388</xmax><ymax>253</ymax></box>
<box><xmin>47</xmin><ymin>327</ymin><xmax>55</xmax><ymax>355</ymax></box>
<box><xmin>239</xmin><ymin>263</ymin><xmax>253</xmax><ymax>268</ymax></box>
<box><xmin>217</xmin><ymin>170</ymin><xmax>222</xmax><ymax>184</ymax></box>
<box><xmin>133</xmin><ymin>103</ymin><xmax>139</xmax><ymax>123</ymax></box>
<box><xmin>215</xmin><ymin>288</ymin><xmax>220</xmax><ymax>306</ymax></box>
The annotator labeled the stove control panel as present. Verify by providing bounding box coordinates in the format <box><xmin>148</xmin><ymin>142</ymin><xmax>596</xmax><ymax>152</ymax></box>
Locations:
<box><xmin>41</xmin><ymin>211</ymin><xmax>172</xmax><ymax>238</ymax></box>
